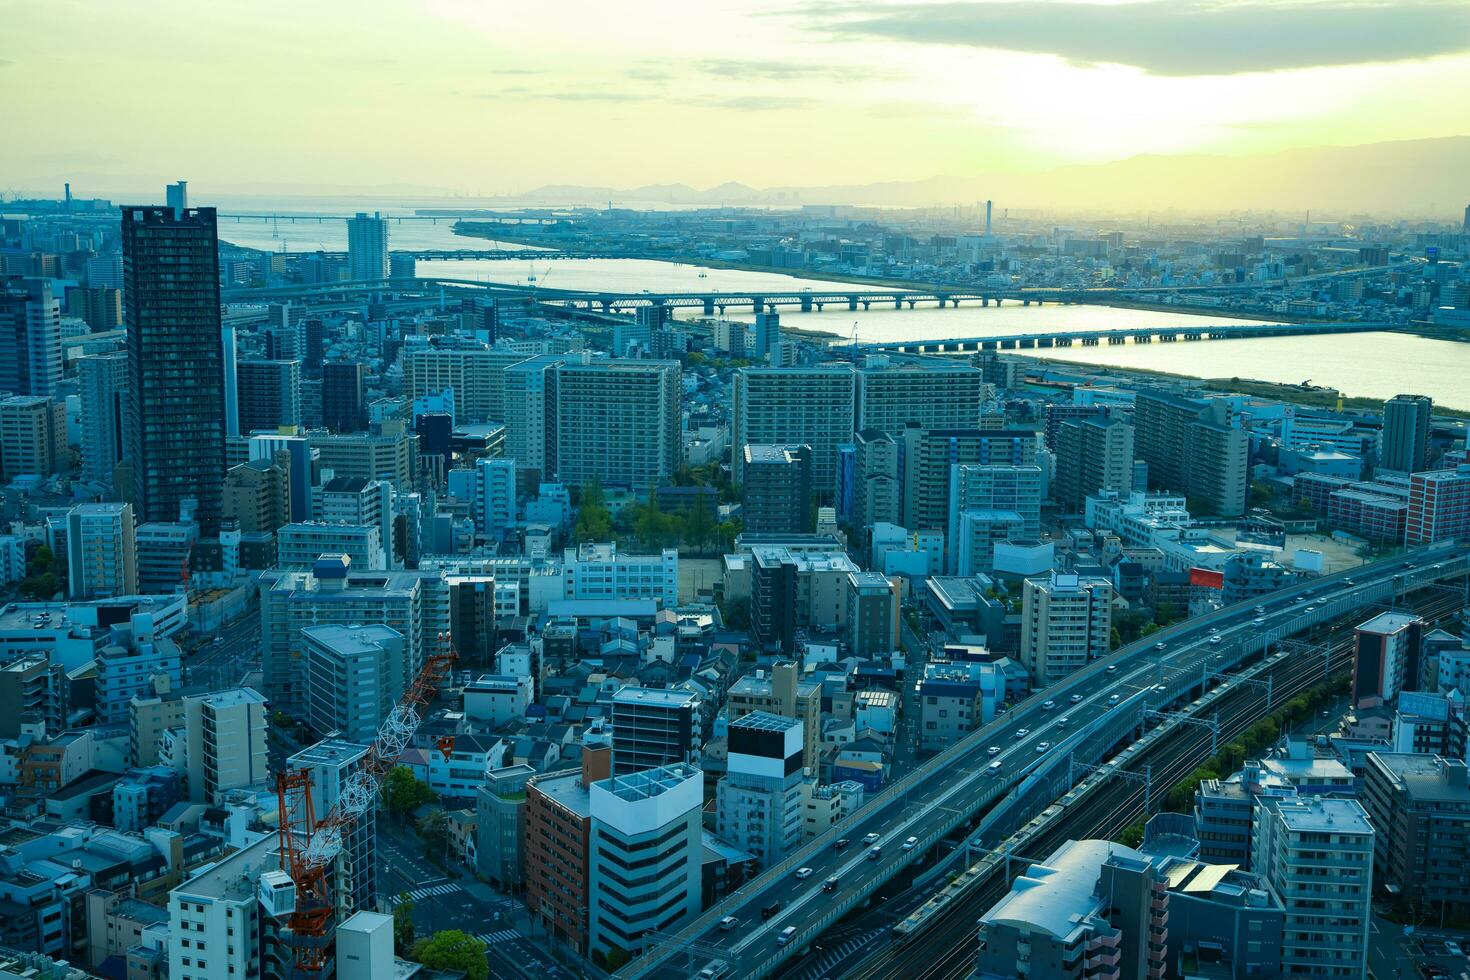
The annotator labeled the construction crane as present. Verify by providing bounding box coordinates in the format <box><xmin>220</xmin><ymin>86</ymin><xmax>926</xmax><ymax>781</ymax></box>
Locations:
<box><xmin>269</xmin><ymin>636</ymin><xmax>457</xmax><ymax>977</ymax></box>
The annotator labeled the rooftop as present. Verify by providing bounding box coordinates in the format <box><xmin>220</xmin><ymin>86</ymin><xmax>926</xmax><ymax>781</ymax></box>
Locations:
<box><xmin>1368</xmin><ymin>753</ymin><xmax>1470</xmax><ymax>804</ymax></box>
<box><xmin>1358</xmin><ymin>611</ymin><xmax>1422</xmax><ymax>635</ymax></box>
<box><xmin>1265</xmin><ymin>796</ymin><xmax>1373</xmax><ymax>835</ymax></box>
<box><xmin>984</xmin><ymin>838</ymin><xmax>1149</xmax><ymax>941</ymax></box>
<box><xmin>730</xmin><ymin>710</ymin><xmax>802</xmax><ymax>734</ymax></box>
<box><xmin>601</xmin><ymin>763</ymin><xmax>701</xmax><ymax>803</ymax></box>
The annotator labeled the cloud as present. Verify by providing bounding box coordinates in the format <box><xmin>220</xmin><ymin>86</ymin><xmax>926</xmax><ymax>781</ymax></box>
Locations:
<box><xmin>692</xmin><ymin>95</ymin><xmax>819</xmax><ymax>111</ymax></box>
<box><xmin>813</xmin><ymin>0</ymin><xmax>1470</xmax><ymax>76</ymax></box>
<box><xmin>696</xmin><ymin>58</ymin><xmax>889</xmax><ymax>81</ymax></box>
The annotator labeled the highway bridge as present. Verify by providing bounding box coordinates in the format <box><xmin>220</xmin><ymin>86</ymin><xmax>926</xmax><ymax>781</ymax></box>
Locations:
<box><xmin>855</xmin><ymin>320</ymin><xmax>1401</xmax><ymax>355</ymax></box>
<box><xmin>619</xmin><ymin>542</ymin><xmax>1470</xmax><ymax>980</ymax></box>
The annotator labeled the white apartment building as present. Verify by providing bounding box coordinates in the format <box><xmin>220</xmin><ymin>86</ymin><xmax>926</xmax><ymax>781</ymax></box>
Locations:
<box><xmin>732</xmin><ymin>365</ymin><xmax>856</xmax><ymax>490</ymax></box>
<box><xmin>303</xmin><ymin>623</ymin><xmax>404</xmax><ymax>743</ymax></box>
<box><xmin>556</xmin><ymin>359</ymin><xmax>681</xmax><ymax>490</ymax></box>
<box><xmin>562</xmin><ymin>543</ymin><xmax>678</xmax><ymax>607</ymax></box>
<box><xmin>168</xmin><ymin>833</ymin><xmax>277</xmax><ymax>980</ymax></box>
<box><xmin>1020</xmin><ymin>572</ymin><xmax>1114</xmax><ymax>687</ymax></box>
<box><xmin>66</xmin><ymin>502</ymin><xmax>137</xmax><ymax>600</ymax></box>
<box><xmin>183</xmin><ymin>687</ymin><xmax>268</xmax><ymax>804</ymax></box>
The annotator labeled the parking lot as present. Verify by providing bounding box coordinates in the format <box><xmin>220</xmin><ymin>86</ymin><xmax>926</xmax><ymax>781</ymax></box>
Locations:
<box><xmin>1369</xmin><ymin>919</ymin><xmax>1470</xmax><ymax>980</ymax></box>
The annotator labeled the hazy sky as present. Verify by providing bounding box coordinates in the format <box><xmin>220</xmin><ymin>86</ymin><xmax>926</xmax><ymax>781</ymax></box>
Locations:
<box><xmin>4</xmin><ymin>0</ymin><xmax>1470</xmax><ymax>196</ymax></box>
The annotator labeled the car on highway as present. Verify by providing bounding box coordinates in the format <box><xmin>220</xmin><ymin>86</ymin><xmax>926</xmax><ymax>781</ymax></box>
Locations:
<box><xmin>823</xmin><ymin>875</ymin><xmax>840</xmax><ymax>892</ymax></box>
<box><xmin>868</xmin><ymin>846</ymin><xmax>882</xmax><ymax>860</ymax></box>
<box><xmin>1042</xmin><ymin>700</ymin><xmax>1056</xmax><ymax>710</ymax></box>
<box><xmin>794</xmin><ymin>867</ymin><xmax>813</xmax><ymax>880</ymax></box>
<box><xmin>1208</xmin><ymin>626</ymin><xmax>1219</xmax><ymax>634</ymax></box>
<box><xmin>902</xmin><ymin>836</ymin><xmax>919</xmax><ymax>851</ymax></box>
<box><xmin>1014</xmin><ymin>728</ymin><xmax>1030</xmax><ymax>739</ymax></box>
<box><xmin>834</xmin><ymin>838</ymin><xmax>851</xmax><ymax>851</ymax></box>
<box><xmin>862</xmin><ymin>832</ymin><xmax>880</xmax><ymax>845</ymax></box>
<box><xmin>1057</xmin><ymin>716</ymin><xmax>1070</xmax><ymax>728</ymax></box>
<box><xmin>1254</xmin><ymin>605</ymin><xmax>1266</xmax><ymax>614</ymax></box>
<box><xmin>698</xmin><ymin>965</ymin><xmax>728</xmax><ymax>980</ymax></box>
<box><xmin>1035</xmin><ymin>741</ymin><xmax>1051</xmax><ymax>753</ymax></box>
<box><xmin>1070</xmin><ymin>694</ymin><xmax>1083</xmax><ymax>703</ymax></box>
<box><xmin>987</xmin><ymin>745</ymin><xmax>1001</xmax><ymax>756</ymax></box>
<box><xmin>761</xmin><ymin>901</ymin><xmax>782</xmax><ymax>920</ymax></box>
<box><xmin>1106</xmin><ymin>665</ymin><xmax>1118</xmax><ymax>674</ymax></box>
<box><xmin>1209</xmin><ymin>636</ymin><xmax>1223</xmax><ymax>644</ymax></box>
<box><xmin>1109</xmin><ymin>694</ymin><xmax>1121</xmax><ymax>704</ymax></box>
<box><xmin>777</xmin><ymin>926</ymin><xmax>797</xmax><ymax>946</ymax></box>
<box><xmin>1155</xmin><ymin>642</ymin><xmax>1167</xmax><ymax>650</ymax></box>
<box><xmin>1252</xmin><ymin>618</ymin><xmax>1265</xmax><ymax>626</ymax></box>
<box><xmin>987</xmin><ymin>760</ymin><xmax>1003</xmax><ymax>774</ymax></box>
<box><xmin>1444</xmin><ymin>940</ymin><xmax>1463</xmax><ymax>957</ymax></box>
<box><xmin>719</xmin><ymin>916</ymin><xmax>738</xmax><ymax>931</ymax></box>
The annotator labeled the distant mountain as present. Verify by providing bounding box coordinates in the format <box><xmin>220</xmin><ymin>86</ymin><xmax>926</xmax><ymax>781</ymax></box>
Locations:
<box><xmin>508</xmin><ymin>136</ymin><xmax>1470</xmax><ymax>216</ymax></box>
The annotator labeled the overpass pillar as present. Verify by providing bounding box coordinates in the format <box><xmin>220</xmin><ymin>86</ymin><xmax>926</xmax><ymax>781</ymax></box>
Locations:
<box><xmin>801</xmin><ymin>295</ymin><xmax>814</xmax><ymax>313</ymax></box>
<box><xmin>703</xmin><ymin>297</ymin><xmax>715</xmax><ymax>316</ymax></box>
<box><xmin>894</xmin><ymin>297</ymin><xmax>903</xmax><ymax>309</ymax></box>
<box><xmin>752</xmin><ymin>295</ymin><xmax>765</xmax><ymax>314</ymax></box>
<box><xmin>848</xmin><ymin>295</ymin><xmax>859</xmax><ymax>311</ymax></box>
<box><xmin>599</xmin><ymin>299</ymin><xmax>611</xmax><ymax>312</ymax></box>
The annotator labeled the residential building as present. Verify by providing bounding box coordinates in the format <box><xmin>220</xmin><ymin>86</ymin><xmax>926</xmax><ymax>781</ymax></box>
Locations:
<box><xmin>1406</xmin><ymin>465</ymin><xmax>1470</xmax><ymax>545</ymax></box>
<box><xmin>404</xmin><ymin>346</ymin><xmax>527</xmax><ymax>422</ymax></box>
<box><xmin>563</xmin><ymin>542</ymin><xmax>677</xmax><ymax>606</ymax></box>
<box><xmin>727</xmin><ymin>661</ymin><xmax>822</xmax><ymax>771</ymax></box>
<box><xmin>556</xmin><ymin>359</ymin><xmax>681</xmax><ymax>489</ymax></box>
<box><xmin>321</xmin><ymin>361</ymin><xmax>368</xmax><ymax>432</ymax></box>
<box><xmin>846</xmin><ymin>571</ymin><xmax>899</xmax><ymax>656</ymax></box>
<box><xmin>852</xmin><ymin>428</ymin><xmax>900</xmax><ymax>528</ymax></box>
<box><xmin>974</xmin><ymin>838</ymin><xmax>1169</xmax><ymax>980</ymax></box>
<box><xmin>717</xmin><ymin>711</ymin><xmax>809</xmax><ymax>868</ymax></box>
<box><xmin>288</xmin><ymin>738</ymin><xmax>377</xmax><ymax>916</ymax></box>
<box><xmin>1054</xmin><ymin>417</ymin><xmax>1134</xmax><ymax>511</ymax></box>
<box><xmin>0</xmin><ymin>395</ymin><xmax>66</xmax><ymax>481</ymax></box>
<box><xmin>502</xmin><ymin>353</ymin><xmax>564</xmax><ymax>477</ymax></box>
<box><xmin>1134</xmin><ymin>390</ymin><xmax>1248</xmax><ymax>517</ymax></box>
<box><xmin>742</xmin><ymin>444</ymin><xmax>814</xmax><ymax>534</ymax></box>
<box><xmin>276</xmin><ymin>521</ymin><xmax>386</xmax><ymax>571</ymax></box>
<box><xmin>166</xmin><ymin>833</ymin><xmax>276</xmax><ymax>980</ymax></box>
<box><xmin>1156</xmin><ymin>857</ymin><xmax>1285</xmax><ymax>980</ymax></box>
<box><xmin>900</xmin><ymin>426</ymin><xmax>1040</xmax><ymax>533</ymax></box>
<box><xmin>66</xmin><ymin>502</ymin><xmax>137</xmax><ymax>600</ymax></box>
<box><xmin>1352</xmin><ymin>611</ymin><xmax>1424</xmax><ymax>708</ymax></box>
<box><xmin>524</xmin><ymin>743</ymin><xmax>612</xmax><ymax>954</ymax></box>
<box><xmin>1251</xmin><ymin>796</ymin><xmax>1373</xmax><ymax>979</ymax></box>
<box><xmin>475</xmin><ymin>456</ymin><xmax>517</xmax><ymax>539</ymax></box>
<box><xmin>587</xmin><ymin>763</ymin><xmax>703</xmax><ymax>961</ymax></box>
<box><xmin>1021</xmin><ymin>572</ymin><xmax>1114</xmax><ymax>687</ymax></box>
<box><xmin>308</xmin><ymin>429</ymin><xmax>414</xmax><ymax>487</ymax></box>
<box><xmin>96</xmin><ymin>633</ymin><xmax>182</xmax><ymax>725</ymax></box>
<box><xmin>732</xmin><ymin>365</ymin><xmax>856</xmax><ymax>491</ymax></box>
<box><xmin>303</xmin><ymin>623</ymin><xmax>404</xmax><ymax>743</ymax></box>
<box><xmin>0</xmin><ymin>278</ymin><xmax>62</xmax><ymax>397</ymax></box>
<box><xmin>1361</xmin><ymin>752</ymin><xmax>1470</xmax><ymax>910</ymax></box>
<box><xmin>183</xmin><ymin>687</ymin><xmax>268</xmax><ymax>804</ymax></box>
<box><xmin>121</xmin><ymin>206</ymin><xmax>227</xmax><ymax>533</ymax></box>
<box><xmin>477</xmin><ymin>763</ymin><xmax>535</xmax><ymax>891</ymax></box>
<box><xmin>464</xmin><ymin>674</ymin><xmax>534</xmax><ymax>729</ymax></box>
<box><xmin>1381</xmin><ymin>394</ymin><xmax>1432</xmax><ymax>473</ymax></box>
<box><xmin>855</xmin><ymin>360</ymin><xmax>987</xmax><ymax>435</ymax></box>
<box><xmin>65</xmin><ymin>283</ymin><xmax>124</xmax><ymax>331</ymax></box>
<box><xmin>77</xmin><ymin>352</ymin><xmax>129</xmax><ymax>486</ymax></box>
<box><xmin>947</xmin><ymin>463</ymin><xmax>1043</xmax><ymax>573</ymax></box>
<box><xmin>611</xmin><ymin>686</ymin><xmax>701</xmax><ymax>775</ymax></box>
<box><xmin>347</xmin><ymin>211</ymin><xmax>389</xmax><ymax>281</ymax></box>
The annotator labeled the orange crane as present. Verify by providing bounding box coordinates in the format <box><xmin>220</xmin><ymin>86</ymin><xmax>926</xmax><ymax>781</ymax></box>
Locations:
<box><xmin>272</xmin><ymin>636</ymin><xmax>457</xmax><ymax>977</ymax></box>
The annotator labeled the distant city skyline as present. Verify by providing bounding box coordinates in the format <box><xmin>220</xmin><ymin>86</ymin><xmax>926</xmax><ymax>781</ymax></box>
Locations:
<box><xmin>5</xmin><ymin>0</ymin><xmax>1470</xmax><ymax>202</ymax></box>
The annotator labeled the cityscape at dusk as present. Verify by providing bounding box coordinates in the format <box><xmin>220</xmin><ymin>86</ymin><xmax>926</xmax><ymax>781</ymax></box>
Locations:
<box><xmin>2</xmin><ymin>3</ymin><xmax>1470</xmax><ymax>980</ymax></box>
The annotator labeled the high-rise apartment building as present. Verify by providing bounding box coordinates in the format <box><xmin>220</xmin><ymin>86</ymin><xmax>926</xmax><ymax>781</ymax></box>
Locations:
<box><xmin>235</xmin><ymin>358</ymin><xmax>302</xmax><ymax>433</ymax></box>
<box><xmin>0</xmin><ymin>279</ymin><xmax>62</xmax><ymax>398</ymax></box>
<box><xmin>742</xmin><ymin>444</ymin><xmax>814</xmax><ymax>534</ymax></box>
<box><xmin>947</xmin><ymin>463</ymin><xmax>1043</xmax><ymax>573</ymax></box>
<box><xmin>404</xmin><ymin>346</ymin><xmax>527</xmax><ymax>422</ymax></box>
<box><xmin>1020</xmin><ymin>572</ymin><xmax>1114</xmax><ymax>687</ymax></box>
<box><xmin>183</xmin><ymin>687</ymin><xmax>268</xmax><ymax>804</ymax></box>
<box><xmin>852</xmin><ymin>428</ymin><xmax>900</xmax><ymax>528</ymax></box>
<box><xmin>1134</xmin><ymin>390</ymin><xmax>1247</xmax><ymax>517</ymax></box>
<box><xmin>846</xmin><ymin>570</ymin><xmax>899</xmax><ymax>656</ymax></box>
<box><xmin>900</xmin><ymin>426</ymin><xmax>1039</xmax><ymax>533</ymax></box>
<box><xmin>65</xmin><ymin>502</ymin><xmax>137</xmax><ymax>600</ymax></box>
<box><xmin>855</xmin><ymin>360</ymin><xmax>987</xmax><ymax>435</ymax></box>
<box><xmin>717</xmin><ymin>711</ymin><xmax>808</xmax><ymax>868</ymax></box>
<box><xmin>303</xmin><ymin>624</ymin><xmax>405</xmax><ymax>743</ymax></box>
<box><xmin>556</xmin><ymin>359</ymin><xmax>681</xmax><ymax>489</ymax></box>
<box><xmin>287</xmin><ymin>738</ymin><xmax>377</xmax><ymax>916</ymax></box>
<box><xmin>308</xmin><ymin>429</ymin><xmax>413</xmax><ymax>487</ymax></box>
<box><xmin>1352</xmin><ymin>611</ymin><xmax>1424</xmax><ymax>708</ymax></box>
<box><xmin>752</xmin><ymin>310</ymin><xmax>782</xmax><ymax>362</ymax></box>
<box><xmin>1406</xmin><ymin>464</ymin><xmax>1470</xmax><ymax>545</ymax></box>
<box><xmin>523</xmin><ymin>743</ymin><xmax>611</xmax><ymax>955</ymax></box>
<box><xmin>0</xmin><ymin>395</ymin><xmax>67</xmax><ymax>481</ymax></box>
<box><xmin>121</xmin><ymin>206</ymin><xmax>227</xmax><ymax>533</ymax></box>
<box><xmin>503</xmin><ymin>353</ymin><xmax>563</xmax><ymax>477</ymax></box>
<box><xmin>321</xmin><ymin>360</ymin><xmax>368</xmax><ymax>432</ymax></box>
<box><xmin>610</xmin><ymin>686</ymin><xmax>700</xmax><ymax>776</ymax></box>
<box><xmin>1054</xmin><ymin>417</ymin><xmax>1134</xmax><ymax>511</ymax></box>
<box><xmin>64</xmin><ymin>284</ymin><xmax>123</xmax><ymax>331</ymax></box>
<box><xmin>1251</xmin><ymin>796</ymin><xmax>1373</xmax><ymax>979</ymax></box>
<box><xmin>1362</xmin><ymin>752</ymin><xmax>1470</xmax><ymax>912</ymax></box>
<box><xmin>587</xmin><ymin>764</ymin><xmax>703</xmax><ymax>960</ymax></box>
<box><xmin>167</xmin><ymin>833</ymin><xmax>275</xmax><ymax>980</ymax></box>
<box><xmin>347</xmin><ymin>211</ymin><xmax>389</xmax><ymax>281</ymax></box>
<box><xmin>1381</xmin><ymin>394</ymin><xmax>1432</xmax><ymax>473</ymax></box>
<box><xmin>222</xmin><ymin>457</ymin><xmax>291</xmax><ymax>534</ymax></box>
<box><xmin>733</xmin><ymin>365</ymin><xmax>856</xmax><ymax>492</ymax></box>
<box><xmin>77</xmin><ymin>351</ymin><xmax>128</xmax><ymax>486</ymax></box>
<box><xmin>475</xmin><ymin>456</ymin><xmax>517</xmax><ymax>539</ymax></box>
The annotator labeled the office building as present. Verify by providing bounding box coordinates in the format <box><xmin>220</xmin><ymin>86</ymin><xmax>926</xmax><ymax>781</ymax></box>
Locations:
<box><xmin>733</xmin><ymin>365</ymin><xmax>856</xmax><ymax>491</ymax></box>
<box><xmin>277</xmin><ymin>521</ymin><xmax>386</xmax><ymax>571</ymax></box>
<box><xmin>322</xmin><ymin>360</ymin><xmax>368</xmax><ymax>432</ymax></box>
<box><xmin>477</xmin><ymin>763</ymin><xmax>535</xmax><ymax>890</ymax></box>
<box><xmin>587</xmin><ymin>763</ymin><xmax>703</xmax><ymax>960</ymax></box>
<box><xmin>1021</xmin><ymin>572</ymin><xmax>1114</xmax><ymax>687</ymax></box>
<box><xmin>846</xmin><ymin>571</ymin><xmax>899</xmax><ymax>656</ymax></box>
<box><xmin>1054</xmin><ymin>417</ymin><xmax>1134</xmax><ymax>511</ymax></box>
<box><xmin>1353</xmin><ymin>611</ymin><xmax>1424</xmax><ymax>708</ymax></box>
<box><xmin>524</xmin><ymin>743</ymin><xmax>611</xmax><ymax>954</ymax></box>
<box><xmin>563</xmin><ymin>542</ymin><xmax>678</xmax><ymax>606</ymax></box>
<box><xmin>0</xmin><ymin>395</ymin><xmax>67</xmax><ymax>481</ymax></box>
<box><xmin>556</xmin><ymin>359</ymin><xmax>681</xmax><ymax>489</ymax></box>
<box><xmin>404</xmin><ymin>346</ymin><xmax>526</xmax><ymax>422</ymax></box>
<box><xmin>64</xmin><ymin>284</ymin><xmax>123</xmax><ymax>331</ymax></box>
<box><xmin>717</xmin><ymin>711</ymin><xmax>808</xmax><ymax>868</ymax></box>
<box><xmin>947</xmin><ymin>463</ymin><xmax>1043</xmax><ymax>573</ymax></box>
<box><xmin>164</xmin><ymin>180</ymin><xmax>187</xmax><ymax>215</ymax></box>
<box><xmin>66</xmin><ymin>502</ymin><xmax>137</xmax><ymax>600</ymax></box>
<box><xmin>1362</xmin><ymin>753</ymin><xmax>1470</xmax><ymax>911</ymax></box>
<box><xmin>183</xmin><ymin>687</ymin><xmax>268</xmax><ymax>803</ymax></box>
<box><xmin>975</xmin><ymin>839</ymin><xmax>1169</xmax><ymax>980</ymax></box>
<box><xmin>1134</xmin><ymin>390</ymin><xmax>1248</xmax><ymax>517</ymax></box>
<box><xmin>1406</xmin><ymin>465</ymin><xmax>1470</xmax><ymax>545</ymax></box>
<box><xmin>121</xmin><ymin>206</ymin><xmax>227</xmax><ymax>533</ymax></box>
<box><xmin>742</xmin><ymin>444</ymin><xmax>814</xmax><ymax>534</ymax></box>
<box><xmin>1381</xmin><ymin>394</ymin><xmax>1432</xmax><ymax>473</ymax></box>
<box><xmin>1251</xmin><ymin>796</ymin><xmax>1373</xmax><ymax>979</ymax></box>
<box><xmin>235</xmin><ymin>358</ymin><xmax>302</xmax><ymax>433</ymax></box>
<box><xmin>288</xmin><ymin>738</ymin><xmax>377</xmax><ymax>916</ymax></box>
<box><xmin>309</xmin><ymin>429</ymin><xmax>413</xmax><ymax>487</ymax></box>
<box><xmin>77</xmin><ymin>352</ymin><xmax>128</xmax><ymax>486</ymax></box>
<box><xmin>610</xmin><ymin>686</ymin><xmax>700</xmax><ymax>775</ymax></box>
<box><xmin>727</xmin><ymin>661</ymin><xmax>822</xmax><ymax>771</ymax></box>
<box><xmin>347</xmin><ymin>211</ymin><xmax>389</xmax><ymax>281</ymax></box>
<box><xmin>259</xmin><ymin>554</ymin><xmax>447</xmax><ymax>713</ymax></box>
<box><xmin>303</xmin><ymin>623</ymin><xmax>404</xmax><ymax>743</ymax></box>
<box><xmin>855</xmin><ymin>360</ymin><xmax>987</xmax><ymax>435</ymax></box>
<box><xmin>900</xmin><ymin>426</ymin><xmax>1040</xmax><ymax>533</ymax></box>
<box><xmin>0</xmin><ymin>279</ymin><xmax>62</xmax><ymax>398</ymax></box>
<box><xmin>852</xmin><ymin>428</ymin><xmax>900</xmax><ymax>528</ymax></box>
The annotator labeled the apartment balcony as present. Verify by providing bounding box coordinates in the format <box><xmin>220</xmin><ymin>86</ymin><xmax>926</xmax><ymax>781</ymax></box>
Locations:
<box><xmin>1151</xmin><ymin>896</ymin><xmax>1168</xmax><ymax>912</ymax></box>
<box><xmin>1084</xmin><ymin>948</ymin><xmax>1121</xmax><ymax>970</ymax></box>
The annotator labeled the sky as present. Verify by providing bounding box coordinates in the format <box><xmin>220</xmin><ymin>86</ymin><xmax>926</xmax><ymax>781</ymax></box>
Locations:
<box><xmin>3</xmin><ymin>0</ymin><xmax>1470</xmax><ymax>198</ymax></box>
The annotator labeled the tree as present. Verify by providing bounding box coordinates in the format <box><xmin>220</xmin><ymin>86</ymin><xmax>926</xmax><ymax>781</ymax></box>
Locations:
<box><xmin>392</xmin><ymin>897</ymin><xmax>416</xmax><ymax>953</ymax></box>
<box><xmin>1119</xmin><ymin>823</ymin><xmax>1145</xmax><ymax>848</ymax></box>
<box><xmin>410</xmin><ymin>930</ymin><xmax>488</xmax><ymax>980</ymax></box>
<box><xmin>574</xmin><ymin>479</ymin><xmax>613</xmax><ymax>543</ymax></box>
<box><xmin>417</xmin><ymin>808</ymin><xmax>449</xmax><ymax>859</ymax></box>
<box><xmin>685</xmin><ymin>497</ymin><xmax>715</xmax><ymax>551</ymax></box>
<box><xmin>381</xmin><ymin>766</ymin><xmax>435</xmax><ymax>822</ymax></box>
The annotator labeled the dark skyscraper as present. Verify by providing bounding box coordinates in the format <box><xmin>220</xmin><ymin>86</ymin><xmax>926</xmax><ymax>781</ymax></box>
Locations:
<box><xmin>1381</xmin><ymin>393</ymin><xmax>1432</xmax><ymax>474</ymax></box>
<box><xmin>322</xmin><ymin>361</ymin><xmax>368</xmax><ymax>432</ymax></box>
<box><xmin>121</xmin><ymin>206</ymin><xmax>227</xmax><ymax>533</ymax></box>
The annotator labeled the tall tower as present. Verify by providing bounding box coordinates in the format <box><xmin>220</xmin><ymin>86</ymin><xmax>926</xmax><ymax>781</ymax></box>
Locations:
<box><xmin>121</xmin><ymin>206</ymin><xmax>227</xmax><ymax>534</ymax></box>
<box><xmin>0</xmin><ymin>279</ymin><xmax>62</xmax><ymax>397</ymax></box>
<box><xmin>347</xmin><ymin>212</ymin><xmax>389</xmax><ymax>281</ymax></box>
<box><xmin>165</xmin><ymin>180</ymin><xmax>188</xmax><ymax>217</ymax></box>
<box><xmin>1381</xmin><ymin>393</ymin><xmax>1432</xmax><ymax>474</ymax></box>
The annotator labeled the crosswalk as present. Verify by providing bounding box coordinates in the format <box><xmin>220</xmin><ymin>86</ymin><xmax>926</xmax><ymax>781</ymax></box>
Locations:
<box><xmin>388</xmin><ymin>880</ymin><xmax>462</xmax><ymax>905</ymax></box>
<box><xmin>475</xmin><ymin>929</ymin><xmax>520</xmax><ymax>946</ymax></box>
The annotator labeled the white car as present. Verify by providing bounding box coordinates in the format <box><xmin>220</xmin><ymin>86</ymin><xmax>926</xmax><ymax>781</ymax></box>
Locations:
<box><xmin>794</xmin><ymin>867</ymin><xmax>813</xmax><ymax>880</ymax></box>
<box><xmin>1106</xmin><ymin>665</ymin><xmax>1118</xmax><ymax>674</ymax></box>
<box><xmin>987</xmin><ymin>745</ymin><xmax>1001</xmax><ymax>756</ymax></box>
<box><xmin>1035</xmin><ymin>741</ymin><xmax>1051</xmax><ymax>753</ymax></box>
<box><xmin>1014</xmin><ymin>728</ymin><xmax>1030</xmax><ymax>740</ymax></box>
<box><xmin>1042</xmin><ymin>700</ymin><xmax>1056</xmax><ymax>710</ymax></box>
<box><xmin>1070</xmin><ymin>694</ymin><xmax>1083</xmax><ymax>703</ymax></box>
<box><xmin>1109</xmin><ymin>694</ymin><xmax>1121</xmax><ymax>704</ymax></box>
<box><xmin>1155</xmin><ymin>642</ymin><xmax>1167</xmax><ymax>650</ymax></box>
<box><xmin>1209</xmin><ymin>636</ymin><xmax>1223</xmax><ymax>644</ymax></box>
<box><xmin>902</xmin><ymin>836</ymin><xmax>919</xmax><ymax>851</ymax></box>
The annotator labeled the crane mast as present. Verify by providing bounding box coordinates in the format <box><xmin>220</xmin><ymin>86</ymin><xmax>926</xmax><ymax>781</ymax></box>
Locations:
<box><xmin>271</xmin><ymin>637</ymin><xmax>457</xmax><ymax>977</ymax></box>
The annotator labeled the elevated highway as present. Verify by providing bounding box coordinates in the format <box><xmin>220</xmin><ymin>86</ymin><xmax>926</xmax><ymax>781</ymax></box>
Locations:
<box><xmin>619</xmin><ymin>543</ymin><xmax>1470</xmax><ymax>980</ymax></box>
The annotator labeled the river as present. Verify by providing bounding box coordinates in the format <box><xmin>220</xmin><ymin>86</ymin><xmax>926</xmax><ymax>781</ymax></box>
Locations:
<box><xmin>215</xmin><ymin>209</ymin><xmax>1470</xmax><ymax>410</ymax></box>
